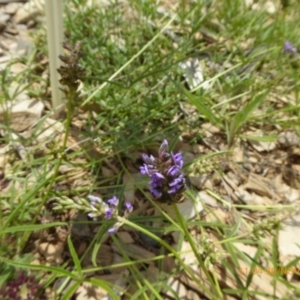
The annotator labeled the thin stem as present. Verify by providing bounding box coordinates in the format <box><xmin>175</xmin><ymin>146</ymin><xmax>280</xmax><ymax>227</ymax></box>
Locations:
<box><xmin>173</xmin><ymin>203</ymin><xmax>223</xmax><ymax>299</ymax></box>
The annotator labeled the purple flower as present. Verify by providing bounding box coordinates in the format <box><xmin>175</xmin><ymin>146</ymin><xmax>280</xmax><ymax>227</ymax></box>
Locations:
<box><xmin>87</xmin><ymin>195</ymin><xmax>103</xmax><ymax>220</ymax></box>
<box><xmin>140</xmin><ymin>139</ymin><xmax>186</xmax><ymax>202</ymax></box>
<box><xmin>158</xmin><ymin>139</ymin><xmax>169</xmax><ymax>159</ymax></box>
<box><xmin>284</xmin><ymin>41</ymin><xmax>297</xmax><ymax>54</ymax></box>
<box><xmin>86</xmin><ymin>195</ymin><xmax>132</xmax><ymax>234</ymax></box>
<box><xmin>87</xmin><ymin>195</ymin><xmax>101</xmax><ymax>206</ymax></box>
<box><xmin>106</xmin><ymin>202</ymin><xmax>133</xmax><ymax>235</ymax></box>
<box><xmin>150</xmin><ymin>187</ymin><xmax>162</xmax><ymax>198</ymax></box>
<box><xmin>87</xmin><ymin>212</ymin><xmax>97</xmax><ymax>220</ymax></box>
<box><xmin>107</xmin><ymin>195</ymin><xmax>119</xmax><ymax>207</ymax></box>
<box><xmin>105</xmin><ymin>207</ymin><xmax>114</xmax><ymax>219</ymax></box>
<box><xmin>108</xmin><ymin>227</ymin><xmax>117</xmax><ymax>234</ymax></box>
<box><xmin>150</xmin><ymin>172</ymin><xmax>164</xmax><ymax>188</ymax></box>
<box><xmin>125</xmin><ymin>202</ymin><xmax>133</xmax><ymax>213</ymax></box>
<box><xmin>172</xmin><ymin>152</ymin><xmax>184</xmax><ymax>168</ymax></box>
<box><xmin>140</xmin><ymin>164</ymin><xmax>149</xmax><ymax>175</ymax></box>
<box><xmin>169</xmin><ymin>173</ymin><xmax>184</xmax><ymax>186</ymax></box>
<box><xmin>169</xmin><ymin>186</ymin><xmax>181</xmax><ymax>194</ymax></box>
<box><xmin>87</xmin><ymin>195</ymin><xmax>101</xmax><ymax>202</ymax></box>
<box><xmin>142</xmin><ymin>153</ymin><xmax>155</xmax><ymax>164</ymax></box>
<box><xmin>167</xmin><ymin>165</ymin><xmax>180</xmax><ymax>177</ymax></box>
<box><xmin>140</xmin><ymin>154</ymin><xmax>156</xmax><ymax>175</ymax></box>
<box><xmin>169</xmin><ymin>174</ymin><xmax>185</xmax><ymax>194</ymax></box>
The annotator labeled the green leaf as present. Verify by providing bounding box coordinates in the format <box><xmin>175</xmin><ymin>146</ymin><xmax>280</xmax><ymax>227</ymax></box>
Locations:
<box><xmin>61</xmin><ymin>281</ymin><xmax>81</xmax><ymax>300</ymax></box>
<box><xmin>87</xmin><ymin>278</ymin><xmax>120</xmax><ymax>300</ymax></box>
<box><xmin>91</xmin><ymin>222</ymin><xmax>113</xmax><ymax>267</ymax></box>
<box><xmin>0</xmin><ymin>264</ymin><xmax>13</xmax><ymax>288</ymax></box>
<box><xmin>183</xmin><ymin>89</ymin><xmax>223</xmax><ymax>127</ymax></box>
<box><xmin>0</xmin><ymin>257</ymin><xmax>78</xmax><ymax>280</ymax></box>
<box><xmin>228</xmin><ymin>90</ymin><xmax>269</xmax><ymax>144</ymax></box>
<box><xmin>2</xmin><ymin>223</ymin><xmax>67</xmax><ymax>234</ymax></box>
<box><xmin>67</xmin><ymin>235</ymin><xmax>82</xmax><ymax>277</ymax></box>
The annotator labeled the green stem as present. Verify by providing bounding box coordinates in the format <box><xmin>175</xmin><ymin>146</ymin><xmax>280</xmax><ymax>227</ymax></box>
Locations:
<box><xmin>173</xmin><ymin>203</ymin><xmax>223</xmax><ymax>299</ymax></box>
<box><xmin>121</xmin><ymin>218</ymin><xmax>217</xmax><ymax>299</ymax></box>
<box><xmin>17</xmin><ymin>89</ymin><xmax>75</xmax><ymax>251</ymax></box>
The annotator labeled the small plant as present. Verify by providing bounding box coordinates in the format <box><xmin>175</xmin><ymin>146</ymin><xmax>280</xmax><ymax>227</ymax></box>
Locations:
<box><xmin>197</xmin><ymin>236</ymin><xmax>227</xmax><ymax>271</ymax></box>
<box><xmin>252</xmin><ymin>216</ymin><xmax>281</xmax><ymax>239</ymax></box>
<box><xmin>187</xmin><ymin>155</ymin><xmax>223</xmax><ymax>177</ymax></box>
<box><xmin>0</xmin><ymin>271</ymin><xmax>40</xmax><ymax>300</ymax></box>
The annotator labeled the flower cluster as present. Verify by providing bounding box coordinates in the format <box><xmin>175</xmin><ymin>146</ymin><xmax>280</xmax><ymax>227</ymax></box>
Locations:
<box><xmin>87</xmin><ymin>195</ymin><xmax>133</xmax><ymax>234</ymax></box>
<box><xmin>0</xmin><ymin>272</ymin><xmax>40</xmax><ymax>300</ymax></box>
<box><xmin>140</xmin><ymin>140</ymin><xmax>186</xmax><ymax>203</ymax></box>
<box><xmin>197</xmin><ymin>236</ymin><xmax>226</xmax><ymax>271</ymax></box>
<box><xmin>54</xmin><ymin>195</ymin><xmax>133</xmax><ymax>234</ymax></box>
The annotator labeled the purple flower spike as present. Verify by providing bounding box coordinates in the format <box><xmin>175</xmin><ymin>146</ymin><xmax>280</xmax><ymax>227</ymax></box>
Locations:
<box><xmin>107</xmin><ymin>195</ymin><xmax>119</xmax><ymax>207</ymax></box>
<box><xmin>140</xmin><ymin>139</ymin><xmax>186</xmax><ymax>203</ymax></box>
<box><xmin>105</xmin><ymin>207</ymin><xmax>114</xmax><ymax>219</ymax></box>
<box><xmin>284</xmin><ymin>41</ymin><xmax>297</xmax><ymax>54</ymax></box>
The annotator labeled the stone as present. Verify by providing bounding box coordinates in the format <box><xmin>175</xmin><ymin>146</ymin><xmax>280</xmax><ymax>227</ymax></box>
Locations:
<box><xmin>4</xmin><ymin>3</ymin><xmax>21</xmax><ymax>15</ymax></box>
<box><xmin>0</xmin><ymin>13</ymin><xmax>10</xmax><ymax>24</ymax></box>
<box><xmin>5</xmin><ymin>24</ymin><xmax>18</xmax><ymax>35</ymax></box>
<box><xmin>278</xmin><ymin>131</ymin><xmax>299</xmax><ymax>148</ymax></box>
<box><xmin>14</xmin><ymin>6</ymin><xmax>40</xmax><ymax>24</ymax></box>
<box><xmin>0</xmin><ymin>12</ymin><xmax>10</xmax><ymax>31</ymax></box>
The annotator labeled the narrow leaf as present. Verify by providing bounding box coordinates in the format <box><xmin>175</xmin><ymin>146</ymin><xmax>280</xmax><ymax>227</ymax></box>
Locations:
<box><xmin>67</xmin><ymin>235</ymin><xmax>82</xmax><ymax>277</ymax></box>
